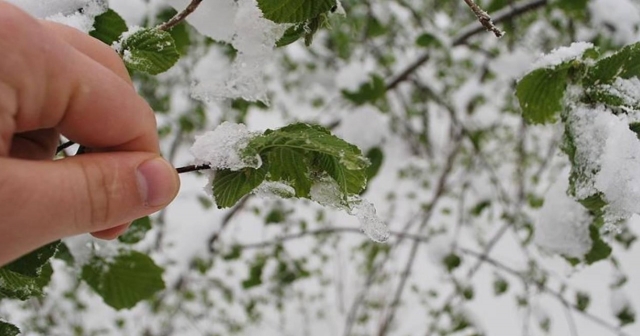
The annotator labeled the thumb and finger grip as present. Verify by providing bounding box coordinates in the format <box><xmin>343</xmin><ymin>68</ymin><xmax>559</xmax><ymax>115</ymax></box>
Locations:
<box><xmin>0</xmin><ymin>153</ymin><xmax>180</xmax><ymax>265</ymax></box>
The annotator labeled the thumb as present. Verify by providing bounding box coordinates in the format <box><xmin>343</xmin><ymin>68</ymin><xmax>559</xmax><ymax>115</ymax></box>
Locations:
<box><xmin>0</xmin><ymin>153</ymin><xmax>180</xmax><ymax>264</ymax></box>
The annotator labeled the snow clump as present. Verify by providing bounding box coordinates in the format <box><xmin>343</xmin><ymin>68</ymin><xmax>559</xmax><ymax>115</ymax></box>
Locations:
<box><xmin>167</xmin><ymin>0</ymin><xmax>286</xmax><ymax>101</ymax></box>
<box><xmin>569</xmin><ymin>105</ymin><xmax>640</xmax><ymax>224</ymax></box>
<box><xmin>6</xmin><ymin>0</ymin><xmax>107</xmax><ymax>33</ymax></box>
<box><xmin>535</xmin><ymin>170</ymin><xmax>593</xmax><ymax>258</ymax></box>
<box><xmin>190</xmin><ymin>122</ymin><xmax>261</xmax><ymax>170</ymax></box>
<box><xmin>530</xmin><ymin>42</ymin><xmax>594</xmax><ymax>70</ymax></box>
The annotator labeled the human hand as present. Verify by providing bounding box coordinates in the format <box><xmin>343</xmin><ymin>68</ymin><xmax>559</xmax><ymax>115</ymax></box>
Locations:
<box><xmin>0</xmin><ymin>2</ymin><xmax>180</xmax><ymax>266</ymax></box>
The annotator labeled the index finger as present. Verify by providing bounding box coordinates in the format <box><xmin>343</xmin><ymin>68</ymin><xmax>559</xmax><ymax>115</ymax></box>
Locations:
<box><xmin>0</xmin><ymin>3</ymin><xmax>159</xmax><ymax>153</ymax></box>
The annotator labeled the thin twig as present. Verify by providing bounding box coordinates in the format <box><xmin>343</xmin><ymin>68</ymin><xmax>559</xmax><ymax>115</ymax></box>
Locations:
<box><xmin>176</xmin><ymin>164</ymin><xmax>211</xmax><ymax>174</ymax></box>
<box><xmin>238</xmin><ymin>227</ymin><xmax>431</xmax><ymax>250</ymax></box>
<box><xmin>462</xmin><ymin>0</ymin><xmax>504</xmax><ymax>38</ymax></box>
<box><xmin>386</xmin><ymin>0</ymin><xmax>548</xmax><ymax>90</ymax></box>
<box><xmin>378</xmin><ymin>140</ymin><xmax>462</xmax><ymax>336</ymax></box>
<box><xmin>56</xmin><ymin>140</ymin><xmax>75</xmax><ymax>154</ymax></box>
<box><xmin>157</xmin><ymin>0</ymin><xmax>203</xmax><ymax>31</ymax></box>
<box><xmin>208</xmin><ymin>196</ymin><xmax>251</xmax><ymax>252</ymax></box>
<box><xmin>459</xmin><ymin>248</ymin><xmax>631</xmax><ymax>336</ymax></box>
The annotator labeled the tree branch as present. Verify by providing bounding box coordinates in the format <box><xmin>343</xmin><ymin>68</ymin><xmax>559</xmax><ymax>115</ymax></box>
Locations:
<box><xmin>386</xmin><ymin>0</ymin><xmax>548</xmax><ymax>90</ymax></box>
<box><xmin>462</xmin><ymin>0</ymin><xmax>504</xmax><ymax>38</ymax></box>
<box><xmin>238</xmin><ymin>227</ymin><xmax>431</xmax><ymax>250</ymax></box>
<box><xmin>176</xmin><ymin>164</ymin><xmax>211</xmax><ymax>174</ymax></box>
<box><xmin>157</xmin><ymin>0</ymin><xmax>203</xmax><ymax>31</ymax></box>
<box><xmin>378</xmin><ymin>140</ymin><xmax>462</xmax><ymax>336</ymax></box>
<box><xmin>459</xmin><ymin>248</ymin><xmax>632</xmax><ymax>336</ymax></box>
<box><xmin>56</xmin><ymin>140</ymin><xmax>75</xmax><ymax>154</ymax></box>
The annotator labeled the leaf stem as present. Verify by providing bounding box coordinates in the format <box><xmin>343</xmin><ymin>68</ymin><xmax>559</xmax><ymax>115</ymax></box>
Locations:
<box><xmin>176</xmin><ymin>164</ymin><xmax>211</xmax><ymax>174</ymax></box>
<box><xmin>56</xmin><ymin>141</ymin><xmax>76</xmax><ymax>154</ymax></box>
<box><xmin>157</xmin><ymin>0</ymin><xmax>203</xmax><ymax>31</ymax></box>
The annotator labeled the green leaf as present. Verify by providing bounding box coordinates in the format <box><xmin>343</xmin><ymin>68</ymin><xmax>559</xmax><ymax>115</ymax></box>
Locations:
<box><xmin>54</xmin><ymin>242</ymin><xmax>75</xmax><ymax>266</ymax></box>
<box><xmin>257</xmin><ymin>0</ymin><xmax>336</xmax><ymax>24</ymax></box>
<box><xmin>212</xmin><ymin>166</ymin><xmax>269</xmax><ymax>209</ymax></box>
<box><xmin>4</xmin><ymin>241</ymin><xmax>59</xmax><ymax>277</ymax></box>
<box><xmin>631</xmin><ymin>122</ymin><xmax>640</xmax><ymax>139</ymax></box>
<box><xmin>493</xmin><ymin>277</ymin><xmax>509</xmax><ymax>296</ymax></box>
<box><xmin>0</xmin><ymin>320</ymin><xmax>19</xmax><ymax>336</ymax></box>
<box><xmin>90</xmin><ymin>9</ymin><xmax>128</xmax><ymax>46</ymax></box>
<box><xmin>119</xmin><ymin>28</ymin><xmax>180</xmax><ymax>75</ymax></box>
<box><xmin>416</xmin><ymin>33</ymin><xmax>442</xmax><ymax>48</ymax></box>
<box><xmin>576</xmin><ymin>291</ymin><xmax>590</xmax><ymax>311</ymax></box>
<box><xmin>267</xmin><ymin>148</ymin><xmax>312</xmax><ymax>197</ymax></box>
<box><xmin>0</xmin><ymin>268</ymin><xmax>45</xmax><ymax>300</ymax></box>
<box><xmin>118</xmin><ymin>216</ymin><xmax>152</xmax><ymax>244</ymax></box>
<box><xmin>342</xmin><ymin>74</ymin><xmax>387</xmax><ymax>106</ymax></box>
<box><xmin>81</xmin><ymin>251</ymin><xmax>165</xmax><ymax>310</ymax></box>
<box><xmin>314</xmin><ymin>153</ymin><xmax>367</xmax><ymax>196</ymax></box>
<box><xmin>554</xmin><ymin>0</ymin><xmax>589</xmax><ymax>18</ymax></box>
<box><xmin>443</xmin><ymin>253</ymin><xmax>462</xmax><ymax>272</ymax></box>
<box><xmin>578</xmin><ymin>193</ymin><xmax>607</xmax><ymax>220</ymax></box>
<box><xmin>242</xmin><ymin>256</ymin><xmax>267</xmax><ymax>289</ymax></box>
<box><xmin>364</xmin><ymin>147</ymin><xmax>384</xmax><ymax>181</ymax></box>
<box><xmin>585</xmin><ymin>42</ymin><xmax>640</xmax><ymax>85</ymax></box>
<box><xmin>247</xmin><ymin>123</ymin><xmax>369</xmax><ymax>171</ymax></box>
<box><xmin>617</xmin><ymin>306</ymin><xmax>636</xmax><ymax>326</ymax></box>
<box><xmin>516</xmin><ymin>66</ymin><xmax>570</xmax><ymax>124</ymax></box>
<box><xmin>584</xmin><ymin>225</ymin><xmax>612</xmax><ymax>264</ymax></box>
<box><xmin>222</xmin><ymin>245</ymin><xmax>243</xmax><ymax>261</ymax></box>
<box><xmin>276</xmin><ymin>24</ymin><xmax>306</xmax><ymax>47</ymax></box>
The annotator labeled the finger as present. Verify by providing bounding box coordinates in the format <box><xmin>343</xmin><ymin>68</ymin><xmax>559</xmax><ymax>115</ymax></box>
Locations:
<box><xmin>40</xmin><ymin>21</ymin><xmax>133</xmax><ymax>86</ymax></box>
<box><xmin>0</xmin><ymin>153</ymin><xmax>179</xmax><ymax>265</ymax></box>
<box><xmin>10</xmin><ymin>129</ymin><xmax>59</xmax><ymax>160</ymax></box>
<box><xmin>92</xmin><ymin>223</ymin><xmax>131</xmax><ymax>240</ymax></box>
<box><xmin>0</xmin><ymin>3</ymin><xmax>158</xmax><ymax>153</ymax></box>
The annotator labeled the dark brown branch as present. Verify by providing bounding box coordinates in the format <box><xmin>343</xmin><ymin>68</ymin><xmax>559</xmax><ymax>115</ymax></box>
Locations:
<box><xmin>463</xmin><ymin>0</ymin><xmax>504</xmax><ymax>38</ymax></box>
<box><xmin>157</xmin><ymin>0</ymin><xmax>203</xmax><ymax>31</ymax></box>
<box><xmin>386</xmin><ymin>0</ymin><xmax>548</xmax><ymax>90</ymax></box>
<box><xmin>176</xmin><ymin>164</ymin><xmax>211</xmax><ymax>174</ymax></box>
<box><xmin>56</xmin><ymin>141</ymin><xmax>75</xmax><ymax>154</ymax></box>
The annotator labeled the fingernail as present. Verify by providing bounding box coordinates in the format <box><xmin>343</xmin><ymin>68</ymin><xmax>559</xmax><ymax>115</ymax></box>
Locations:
<box><xmin>136</xmin><ymin>157</ymin><xmax>179</xmax><ymax>207</ymax></box>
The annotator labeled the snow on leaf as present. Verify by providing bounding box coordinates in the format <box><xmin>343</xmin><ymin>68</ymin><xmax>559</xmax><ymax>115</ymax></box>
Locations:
<box><xmin>257</xmin><ymin>0</ymin><xmax>337</xmax><ymax>24</ymax></box>
<box><xmin>118</xmin><ymin>27</ymin><xmax>180</xmax><ymax>75</ymax></box>
<box><xmin>191</xmin><ymin>122</ymin><xmax>262</xmax><ymax>171</ymax></box>
<box><xmin>534</xmin><ymin>171</ymin><xmax>593</xmax><ymax>259</ymax></box>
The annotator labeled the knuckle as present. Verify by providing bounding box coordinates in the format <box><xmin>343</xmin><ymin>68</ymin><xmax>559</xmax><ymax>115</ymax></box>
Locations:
<box><xmin>77</xmin><ymin>160</ymin><xmax>116</xmax><ymax>229</ymax></box>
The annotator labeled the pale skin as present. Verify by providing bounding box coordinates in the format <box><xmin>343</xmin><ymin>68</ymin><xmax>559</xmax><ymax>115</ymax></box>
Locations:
<box><xmin>0</xmin><ymin>2</ymin><xmax>180</xmax><ymax>266</ymax></box>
